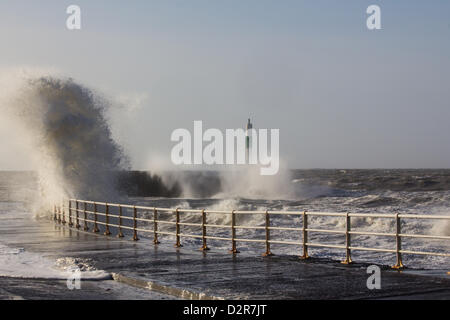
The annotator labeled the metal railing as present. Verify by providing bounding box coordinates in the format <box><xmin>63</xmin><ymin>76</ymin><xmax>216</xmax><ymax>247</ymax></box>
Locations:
<box><xmin>52</xmin><ymin>199</ymin><xmax>450</xmax><ymax>269</ymax></box>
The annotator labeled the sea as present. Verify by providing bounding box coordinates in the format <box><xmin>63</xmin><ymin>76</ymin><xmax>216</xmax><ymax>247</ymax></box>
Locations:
<box><xmin>1</xmin><ymin>169</ymin><xmax>449</xmax><ymax>278</ymax></box>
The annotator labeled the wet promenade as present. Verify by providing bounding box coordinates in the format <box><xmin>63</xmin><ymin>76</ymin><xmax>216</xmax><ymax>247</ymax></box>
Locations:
<box><xmin>0</xmin><ymin>214</ymin><xmax>449</xmax><ymax>300</ymax></box>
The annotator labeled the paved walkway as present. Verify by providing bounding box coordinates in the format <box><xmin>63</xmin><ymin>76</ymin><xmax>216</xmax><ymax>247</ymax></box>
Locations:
<box><xmin>0</xmin><ymin>214</ymin><xmax>449</xmax><ymax>300</ymax></box>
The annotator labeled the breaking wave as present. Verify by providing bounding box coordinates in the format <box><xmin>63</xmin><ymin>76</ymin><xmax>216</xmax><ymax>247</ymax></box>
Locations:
<box><xmin>0</xmin><ymin>70</ymin><xmax>177</xmax><ymax>214</ymax></box>
<box><xmin>6</xmin><ymin>75</ymin><xmax>127</xmax><ymax>210</ymax></box>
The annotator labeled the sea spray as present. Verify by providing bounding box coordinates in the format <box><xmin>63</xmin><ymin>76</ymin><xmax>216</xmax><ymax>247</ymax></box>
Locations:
<box><xmin>1</xmin><ymin>73</ymin><xmax>128</xmax><ymax>213</ymax></box>
<box><xmin>0</xmin><ymin>71</ymin><xmax>183</xmax><ymax>214</ymax></box>
<box><xmin>217</xmin><ymin>164</ymin><xmax>294</xmax><ymax>200</ymax></box>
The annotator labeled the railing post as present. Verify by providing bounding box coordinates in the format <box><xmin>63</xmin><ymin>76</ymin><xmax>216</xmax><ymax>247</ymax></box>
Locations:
<box><xmin>132</xmin><ymin>206</ymin><xmax>139</xmax><ymax>241</ymax></box>
<box><xmin>229</xmin><ymin>210</ymin><xmax>239</xmax><ymax>254</ymax></box>
<box><xmin>200</xmin><ymin>209</ymin><xmax>209</xmax><ymax>251</ymax></box>
<box><xmin>174</xmin><ymin>208</ymin><xmax>182</xmax><ymax>248</ymax></box>
<box><xmin>104</xmin><ymin>203</ymin><xmax>111</xmax><ymax>236</ymax></box>
<box><xmin>117</xmin><ymin>205</ymin><xmax>124</xmax><ymax>238</ymax></box>
<box><xmin>75</xmin><ymin>200</ymin><xmax>80</xmax><ymax>229</ymax></box>
<box><xmin>93</xmin><ymin>202</ymin><xmax>100</xmax><ymax>233</ymax></box>
<box><xmin>342</xmin><ymin>212</ymin><xmax>352</xmax><ymax>264</ymax></box>
<box><xmin>153</xmin><ymin>208</ymin><xmax>160</xmax><ymax>244</ymax></box>
<box><xmin>53</xmin><ymin>205</ymin><xmax>58</xmax><ymax>221</ymax></box>
<box><xmin>68</xmin><ymin>200</ymin><xmax>73</xmax><ymax>226</ymax></box>
<box><xmin>300</xmin><ymin>211</ymin><xmax>309</xmax><ymax>259</ymax></box>
<box><xmin>83</xmin><ymin>202</ymin><xmax>89</xmax><ymax>231</ymax></box>
<box><xmin>263</xmin><ymin>211</ymin><xmax>273</xmax><ymax>256</ymax></box>
<box><xmin>57</xmin><ymin>206</ymin><xmax>61</xmax><ymax>223</ymax></box>
<box><xmin>392</xmin><ymin>213</ymin><xmax>404</xmax><ymax>269</ymax></box>
<box><xmin>61</xmin><ymin>201</ymin><xmax>66</xmax><ymax>225</ymax></box>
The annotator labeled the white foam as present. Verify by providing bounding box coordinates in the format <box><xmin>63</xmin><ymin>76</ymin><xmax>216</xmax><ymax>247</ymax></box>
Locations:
<box><xmin>0</xmin><ymin>70</ymin><xmax>127</xmax><ymax>214</ymax></box>
<box><xmin>0</xmin><ymin>243</ymin><xmax>109</xmax><ymax>280</ymax></box>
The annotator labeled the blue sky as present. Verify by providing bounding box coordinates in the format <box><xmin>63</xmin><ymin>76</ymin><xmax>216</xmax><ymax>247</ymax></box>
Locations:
<box><xmin>0</xmin><ymin>1</ymin><xmax>449</xmax><ymax>169</ymax></box>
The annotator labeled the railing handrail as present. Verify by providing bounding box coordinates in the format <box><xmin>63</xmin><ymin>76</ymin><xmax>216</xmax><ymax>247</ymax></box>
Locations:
<box><xmin>52</xmin><ymin>198</ymin><xmax>450</xmax><ymax>269</ymax></box>
<box><xmin>67</xmin><ymin>199</ymin><xmax>450</xmax><ymax>220</ymax></box>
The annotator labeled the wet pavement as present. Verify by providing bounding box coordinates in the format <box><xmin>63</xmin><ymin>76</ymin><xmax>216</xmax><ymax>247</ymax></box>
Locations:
<box><xmin>0</xmin><ymin>214</ymin><xmax>449</xmax><ymax>300</ymax></box>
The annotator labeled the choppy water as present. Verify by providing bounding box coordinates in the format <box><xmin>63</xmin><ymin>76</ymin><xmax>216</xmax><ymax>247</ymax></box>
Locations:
<box><xmin>1</xmin><ymin>170</ymin><xmax>449</xmax><ymax>270</ymax></box>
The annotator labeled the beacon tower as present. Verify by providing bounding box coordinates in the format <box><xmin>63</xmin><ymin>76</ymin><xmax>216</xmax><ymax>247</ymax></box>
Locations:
<box><xmin>246</xmin><ymin>118</ymin><xmax>253</xmax><ymax>163</ymax></box>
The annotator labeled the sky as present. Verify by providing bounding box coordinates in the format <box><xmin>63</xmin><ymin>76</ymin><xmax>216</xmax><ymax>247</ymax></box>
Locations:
<box><xmin>0</xmin><ymin>0</ymin><xmax>449</xmax><ymax>170</ymax></box>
